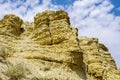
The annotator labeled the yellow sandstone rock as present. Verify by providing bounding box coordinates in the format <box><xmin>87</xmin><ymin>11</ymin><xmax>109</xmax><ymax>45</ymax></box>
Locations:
<box><xmin>0</xmin><ymin>10</ymin><xmax>119</xmax><ymax>80</ymax></box>
<box><xmin>0</xmin><ymin>14</ymin><xmax>23</xmax><ymax>36</ymax></box>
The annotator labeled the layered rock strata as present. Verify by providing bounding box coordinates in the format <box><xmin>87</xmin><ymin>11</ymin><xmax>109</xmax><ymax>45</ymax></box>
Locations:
<box><xmin>0</xmin><ymin>10</ymin><xmax>119</xmax><ymax>80</ymax></box>
<box><xmin>79</xmin><ymin>36</ymin><xmax>119</xmax><ymax>80</ymax></box>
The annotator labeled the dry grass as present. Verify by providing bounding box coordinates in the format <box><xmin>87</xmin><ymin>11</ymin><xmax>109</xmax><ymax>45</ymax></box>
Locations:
<box><xmin>6</xmin><ymin>63</ymin><xmax>26</xmax><ymax>80</ymax></box>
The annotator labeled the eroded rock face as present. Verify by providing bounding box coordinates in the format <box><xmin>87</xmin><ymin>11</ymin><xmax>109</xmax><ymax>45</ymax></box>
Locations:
<box><xmin>79</xmin><ymin>36</ymin><xmax>119</xmax><ymax>80</ymax></box>
<box><xmin>32</xmin><ymin>10</ymin><xmax>71</xmax><ymax>45</ymax></box>
<box><xmin>0</xmin><ymin>10</ymin><xmax>120</xmax><ymax>80</ymax></box>
<box><xmin>0</xmin><ymin>14</ymin><xmax>23</xmax><ymax>36</ymax></box>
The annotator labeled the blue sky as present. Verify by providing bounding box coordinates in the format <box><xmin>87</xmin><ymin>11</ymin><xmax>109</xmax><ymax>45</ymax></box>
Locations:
<box><xmin>110</xmin><ymin>0</ymin><xmax>120</xmax><ymax>16</ymax></box>
<box><xmin>0</xmin><ymin>0</ymin><xmax>120</xmax><ymax>67</ymax></box>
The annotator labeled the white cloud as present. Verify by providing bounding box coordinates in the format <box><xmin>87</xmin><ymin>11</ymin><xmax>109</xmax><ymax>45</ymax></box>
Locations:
<box><xmin>67</xmin><ymin>0</ymin><xmax>120</xmax><ymax>67</ymax></box>
<box><xmin>0</xmin><ymin>0</ymin><xmax>120</xmax><ymax>67</ymax></box>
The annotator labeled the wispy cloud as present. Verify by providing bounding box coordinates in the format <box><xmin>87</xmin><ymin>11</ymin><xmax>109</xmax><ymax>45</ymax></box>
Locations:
<box><xmin>0</xmin><ymin>0</ymin><xmax>120</xmax><ymax>67</ymax></box>
<box><xmin>67</xmin><ymin>0</ymin><xmax>120</xmax><ymax>67</ymax></box>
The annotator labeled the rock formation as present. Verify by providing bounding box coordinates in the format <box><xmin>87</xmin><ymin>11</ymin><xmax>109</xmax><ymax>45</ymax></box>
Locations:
<box><xmin>0</xmin><ymin>10</ymin><xmax>120</xmax><ymax>80</ymax></box>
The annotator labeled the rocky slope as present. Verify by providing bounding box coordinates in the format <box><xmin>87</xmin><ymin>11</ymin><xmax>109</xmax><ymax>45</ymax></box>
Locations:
<box><xmin>0</xmin><ymin>10</ymin><xmax>120</xmax><ymax>80</ymax></box>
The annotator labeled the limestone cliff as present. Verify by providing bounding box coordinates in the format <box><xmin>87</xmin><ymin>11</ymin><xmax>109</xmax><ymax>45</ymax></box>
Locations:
<box><xmin>0</xmin><ymin>10</ymin><xmax>119</xmax><ymax>80</ymax></box>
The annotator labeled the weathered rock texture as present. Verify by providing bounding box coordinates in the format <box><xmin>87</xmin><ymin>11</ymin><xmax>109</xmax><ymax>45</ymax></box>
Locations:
<box><xmin>0</xmin><ymin>10</ymin><xmax>120</xmax><ymax>80</ymax></box>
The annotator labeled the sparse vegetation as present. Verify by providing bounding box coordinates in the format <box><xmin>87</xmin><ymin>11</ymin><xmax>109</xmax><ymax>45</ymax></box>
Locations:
<box><xmin>0</xmin><ymin>46</ymin><xmax>8</xmax><ymax>60</ymax></box>
<box><xmin>6</xmin><ymin>63</ymin><xmax>26</xmax><ymax>80</ymax></box>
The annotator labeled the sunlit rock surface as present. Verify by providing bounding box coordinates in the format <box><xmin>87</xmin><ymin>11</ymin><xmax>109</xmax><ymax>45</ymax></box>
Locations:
<box><xmin>0</xmin><ymin>10</ymin><xmax>120</xmax><ymax>80</ymax></box>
